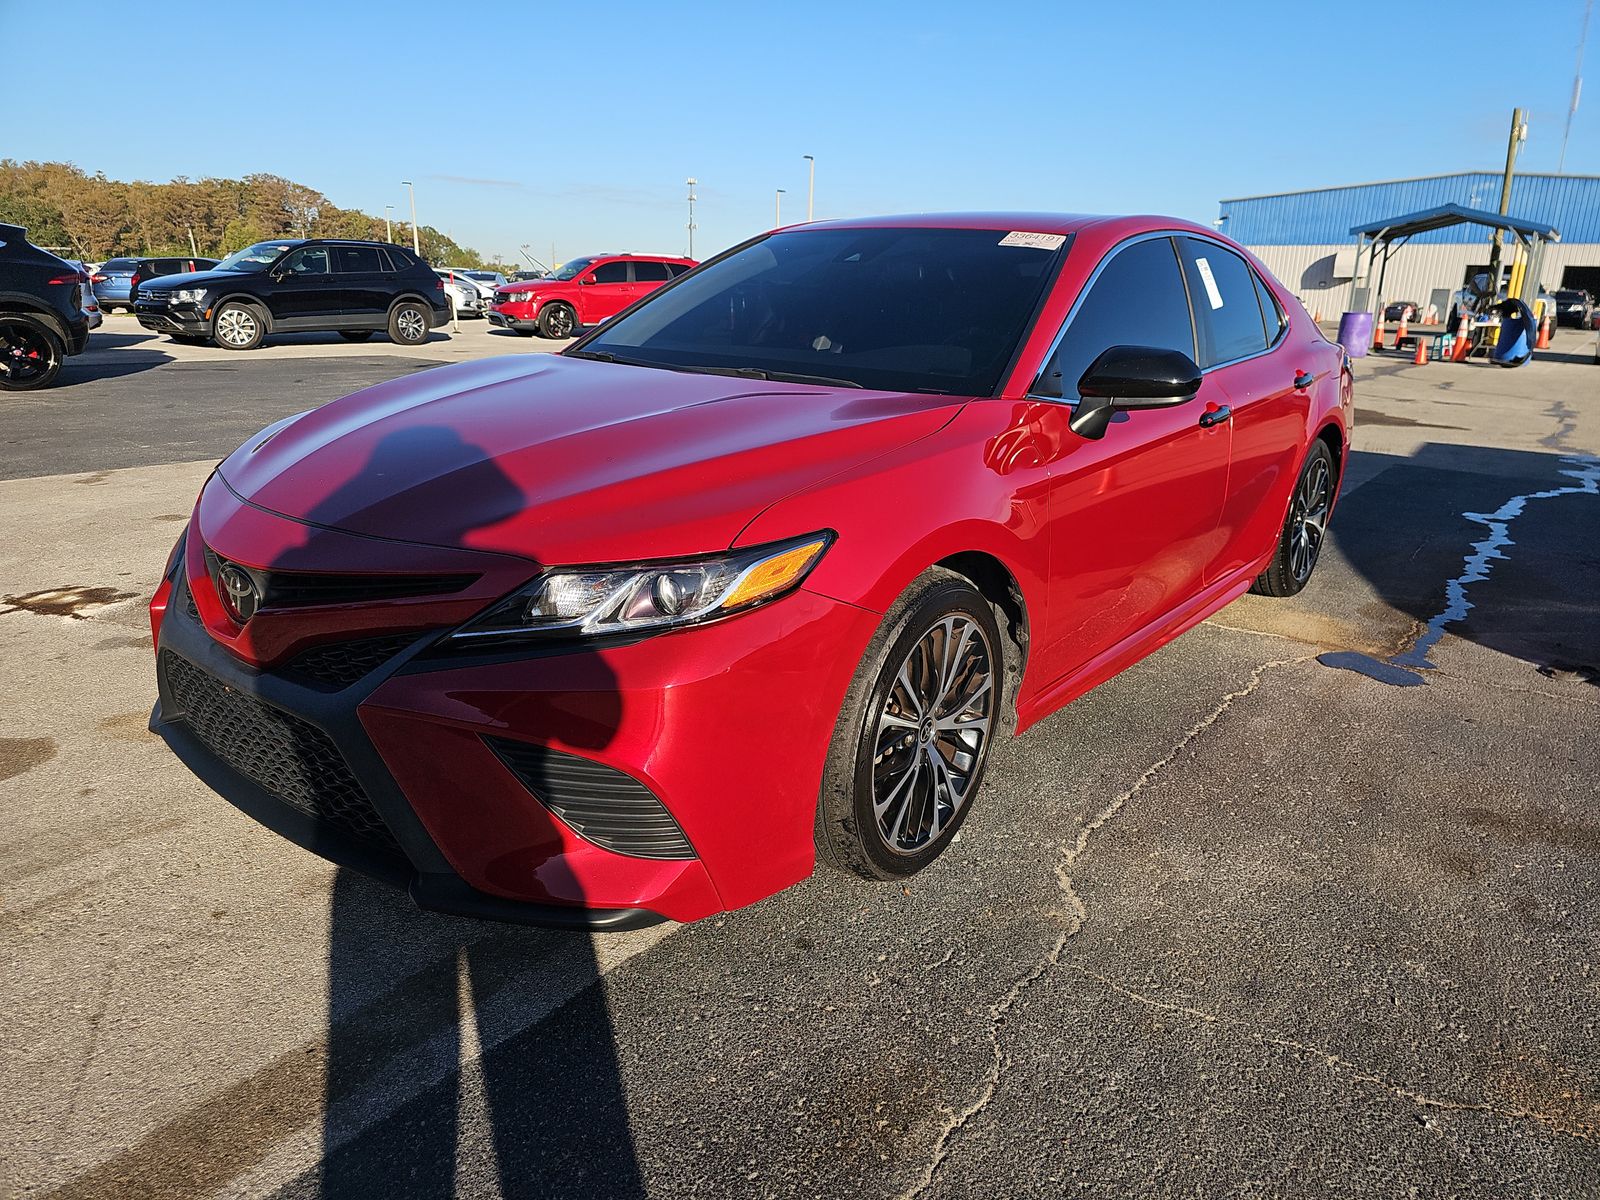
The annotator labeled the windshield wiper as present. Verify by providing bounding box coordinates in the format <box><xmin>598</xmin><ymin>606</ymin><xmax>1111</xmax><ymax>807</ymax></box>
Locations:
<box><xmin>686</xmin><ymin>364</ymin><xmax>863</xmax><ymax>389</ymax></box>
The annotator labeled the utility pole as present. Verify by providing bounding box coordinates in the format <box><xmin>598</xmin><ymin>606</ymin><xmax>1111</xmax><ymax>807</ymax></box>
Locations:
<box><xmin>385</xmin><ymin>205</ymin><xmax>394</xmax><ymax>243</ymax></box>
<box><xmin>803</xmin><ymin>155</ymin><xmax>815</xmax><ymax>221</ymax></box>
<box><xmin>1485</xmin><ymin>108</ymin><xmax>1527</xmax><ymax>300</ymax></box>
<box><xmin>686</xmin><ymin>178</ymin><xmax>698</xmax><ymax>258</ymax></box>
<box><xmin>776</xmin><ymin>188</ymin><xmax>786</xmax><ymax>226</ymax></box>
<box><xmin>402</xmin><ymin>180</ymin><xmax>420</xmax><ymax>256</ymax></box>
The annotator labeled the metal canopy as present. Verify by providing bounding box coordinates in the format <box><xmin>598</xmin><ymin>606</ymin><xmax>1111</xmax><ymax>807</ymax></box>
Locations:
<box><xmin>1349</xmin><ymin>202</ymin><xmax>1560</xmax><ymax>241</ymax></box>
<box><xmin>1346</xmin><ymin>203</ymin><xmax>1561</xmax><ymax>314</ymax></box>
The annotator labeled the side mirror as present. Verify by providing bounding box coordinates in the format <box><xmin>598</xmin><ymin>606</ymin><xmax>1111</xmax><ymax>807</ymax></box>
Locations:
<box><xmin>269</xmin><ymin>269</ymin><xmax>289</xmax><ymax>282</ymax></box>
<box><xmin>1069</xmin><ymin>345</ymin><xmax>1203</xmax><ymax>440</ymax></box>
<box><xmin>578</xmin><ymin>276</ymin><xmax>597</xmax><ymax>285</ymax></box>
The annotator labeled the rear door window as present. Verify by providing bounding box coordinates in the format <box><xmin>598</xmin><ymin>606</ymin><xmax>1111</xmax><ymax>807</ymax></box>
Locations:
<box><xmin>1254</xmin><ymin>270</ymin><xmax>1285</xmax><ymax>344</ymax></box>
<box><xmin>591</xmin><ymin>261</ymin><xmax>630</xmax><ymax>284</ymax></box>
<box><xmin>1177</xmin><ymin>238</ymin><xmax>1268</xmax><ymax>366</ymax></box>
<box><xmin>335</xmin><ymin>245</ymin><xmax>384</xmax><ymax>273</ymax></box>
<box><xmin>631</xmin><ymin>260</ymin><xmax>671</xmax><ymax>282</ymax></box>
<box><xmin>149</xmin><ymin>258</ymin><xmax>181</xmax><ymax>275</ymax></box>
<box><xmin>665</xmin><ymin>263</ymin><xmax>693</xmax><ymax>277</ymax></box>
<box><xmin>1035</xmin><ymin>236</ymin><xmax>1195</xmax><ymax>400</ymax></box>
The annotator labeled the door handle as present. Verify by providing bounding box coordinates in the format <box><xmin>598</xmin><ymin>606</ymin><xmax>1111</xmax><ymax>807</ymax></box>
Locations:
<box><xmin>1293</xmin><ymin>371</ymin><xmax>1315</xmax><ymax>390</ymax></box>
<box><xmin>1198</xmin><ymin>404</ymin><xmax>1232</xmax><ymax>428</ymax></box>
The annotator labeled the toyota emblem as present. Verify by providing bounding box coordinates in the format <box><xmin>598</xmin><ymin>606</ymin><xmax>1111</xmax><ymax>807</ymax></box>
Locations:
<box><xmin>217</xmin><ymin>563</ymin><xmax>260</xmax><ymax>622</ymax></box>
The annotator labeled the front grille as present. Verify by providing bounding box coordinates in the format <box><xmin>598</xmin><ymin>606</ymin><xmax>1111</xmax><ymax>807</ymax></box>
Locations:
<box><xmin>162</xmin><ymin>650</ymin><xmax>400</xmax><ymax>853</ymax></box>
<box><xmin>485</xmin><ymin>736</ymin><xmax>695</xmax><ymax>860</ymax></box>
<box><xmin>203</xmin><ymin>548</ymin><xmax>477</xmax><ymax>610</ymax></box>
<box><xmin>139</xmin><ymin>289</ymin><xmax>172</xmax><ymax>305</ymax></box>
<box><xmin>283</xmin><ymin>633</ymin><xmax>422</xmax><ymax>691</ymax></box>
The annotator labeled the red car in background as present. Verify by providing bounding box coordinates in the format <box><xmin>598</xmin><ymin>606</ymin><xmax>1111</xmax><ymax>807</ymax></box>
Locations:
<box><xmin>488</xmin><ymin>253</ymin><xmax>696</xmax><ymax>338</ymax></box>
<box><xmin>150</xmin><ymin>214</ymin><xmax>1351</xmax><ymax>929</ymax></box>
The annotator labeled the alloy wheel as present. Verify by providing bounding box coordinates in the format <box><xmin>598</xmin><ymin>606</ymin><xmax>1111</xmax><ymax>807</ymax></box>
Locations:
<box><xmin>0</xmin><ymin>319</ymin><xmax>56</xmax><ymax>385</ymax></box>
<box><xmin>1288</xmin><ymin>455</ymin><xmax>1330</xmax><ymax>582</ymax></box>
<box><xmin>396</xmin><ymin>308</ymin><xmax>426</xmax><ymax>342</ymax></box>
<box><xmin>548</xmin><ymin>307</ymin><xmax>573</xmax><ymax>337</ymax></box>
<box><xmin>872</xmin><ymin>615</ymin><xmax>995</xmax><ymax>854</ymax></box>
<box><xmin>216</xmin><ymin>308</ymin><xmax>257</xmax><ymax>347</ymax></box>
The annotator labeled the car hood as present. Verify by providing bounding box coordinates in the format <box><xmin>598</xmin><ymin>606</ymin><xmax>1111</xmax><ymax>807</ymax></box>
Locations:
<box><xmin>217</xmin><ymin>354</ymin><xmax>966</xmax><ymax>564</ymax></box>
<box><xmin>144</xmin><ymin>268</ymin><xmax>249</xmax><ymax>290</ymax></box>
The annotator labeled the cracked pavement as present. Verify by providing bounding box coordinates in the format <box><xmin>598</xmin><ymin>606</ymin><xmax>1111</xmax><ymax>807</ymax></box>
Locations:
<box><xmin>2</xmin><ymin>323</ymin><xmax>1598</xmax><ymax>1198</ymax></box>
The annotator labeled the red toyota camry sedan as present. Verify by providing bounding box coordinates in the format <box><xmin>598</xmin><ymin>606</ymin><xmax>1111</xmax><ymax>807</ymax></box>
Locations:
<box><xmin>150</xmin><ymin>214</ymin><xmax>1352</xmax><ymax>928</ymax></box>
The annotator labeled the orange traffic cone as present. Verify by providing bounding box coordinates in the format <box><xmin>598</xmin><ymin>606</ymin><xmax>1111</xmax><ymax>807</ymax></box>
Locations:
<box><xmin>1451</xmin><ymin>314</ymin><xmax>1472</xmax><ymax>362</ymax></box>
<box><xmin>1535</xmin><ymin>315</ymin><xmax>1551</xmax><ymax>349</ymax></box>
<box><xmin>1372</xmin><ymin>313</ymin><xmax>1386</xmax><ymax>353</ymax></box>
<box><xmin>1393</xmin><ymin>310</ymin><xmax>1408</xmax><ymax>348</ymax></box>
<box><xmin>1413</xmin><ymin>335</ymin><xmax>1429</xmax><ymax>365</ymax></box>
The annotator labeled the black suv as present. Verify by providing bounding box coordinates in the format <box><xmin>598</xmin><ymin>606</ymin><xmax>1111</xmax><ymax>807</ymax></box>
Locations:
<box><xmin>0</xmin><ymin>223</ymin><xmax>91</xmax><ymax>391</ymax></box>
<box><xmin>133</xmin><ymin>239</ymin><xmax>450</xmax><ymax>350</ymax></box>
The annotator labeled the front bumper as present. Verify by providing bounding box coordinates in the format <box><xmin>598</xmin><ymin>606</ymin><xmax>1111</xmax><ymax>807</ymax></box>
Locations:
<box><xmin>487</xmin><ymin>308</ymin><xmax>537</xmax><ymax>330</ymax></box>
<box><xmin>151</xmin><ymin>496</ymin><xmax>874</xmax><ymax>926</ymax></box>
<box><xmin>135</xmin><ymin>304</ymin><xmax>209</xmax><ymax>335</ymax></box>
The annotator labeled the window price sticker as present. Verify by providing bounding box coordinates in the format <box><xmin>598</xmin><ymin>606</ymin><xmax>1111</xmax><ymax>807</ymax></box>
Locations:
<box><xmin>1194</xmin><ymin>256</ymin><xmax>1226</xmax><ymax>309</ymax></box>
<box><xmin>999</xmin><ymin>231</ymin><xmax>1067</xmax><ymax>250</ymax></box>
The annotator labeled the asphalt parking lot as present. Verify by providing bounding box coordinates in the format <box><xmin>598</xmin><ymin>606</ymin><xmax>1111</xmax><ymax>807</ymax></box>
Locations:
<box><xmin>2</xmin><ymin>317</ymin><xmax>1598</xmax><ymax>1198</ymax></box>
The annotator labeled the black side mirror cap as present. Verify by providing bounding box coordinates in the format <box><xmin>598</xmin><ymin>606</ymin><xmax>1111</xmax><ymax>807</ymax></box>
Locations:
<box><xmin>1070</xmin><ymin>345</ymin><xmax>1203</xmax><ymax>440</ymax></box>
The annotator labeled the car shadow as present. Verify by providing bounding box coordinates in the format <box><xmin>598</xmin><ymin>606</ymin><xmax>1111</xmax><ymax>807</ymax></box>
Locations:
<box><xmin>253</xmin><ymin>426</ymin><xmax>647</xmax><ymax>1195</ymax></box>
<box><xmin>1329</xmin><ymin>442</ymin><xmax>1600</xmax><ymax>680</ymax></box>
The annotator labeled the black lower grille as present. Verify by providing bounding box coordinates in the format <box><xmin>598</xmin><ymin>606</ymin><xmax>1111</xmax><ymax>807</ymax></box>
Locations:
<box><xmin>283</xmin><ymin>633</ymin><xmax>420</xmax><ymax>691</ymax></box>
<box><xmin>485</xmin><ymin>736</ymin><xmax>695</xmax><ymax>860</ymax></box>
<box><xmin>162</xmin><ymin>651</ymin><xmax>400</xmax><ymax>853</ymax></box>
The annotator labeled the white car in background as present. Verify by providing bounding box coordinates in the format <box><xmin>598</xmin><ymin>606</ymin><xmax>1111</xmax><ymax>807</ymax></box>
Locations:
<box><xmin>454</xmin><ymin>268</ymin><xmax>507</xmax><ymax>293</ymax></box>
<box><xmin>68</xmin><ymin>261</ymin><xmax>102</xmax><ymax>330</ymax></box>
<box><xmin>434</xmin><ymin>269</ymin><xmax>486</xmax><ymax>318</ymax></box>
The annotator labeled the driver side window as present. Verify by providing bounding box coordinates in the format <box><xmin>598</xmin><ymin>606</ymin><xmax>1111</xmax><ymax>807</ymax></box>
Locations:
<box><xmin>281</xmin><ymin>247</ymin><xmax>332</xmax><ymax>275</ymax></box>
<box><xmin>590</xmin><ymin>261</ymin><xmax>630</xmax><ymax>284</ymax></box>
<box><xmin>1034</xmin><ymin>237</ymin><xmax>1195</xmax><ymax>400</ymax></box>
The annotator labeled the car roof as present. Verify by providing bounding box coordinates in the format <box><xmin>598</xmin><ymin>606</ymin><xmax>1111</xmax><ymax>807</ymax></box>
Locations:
<box><xmin>786</xmin><ymin>212</ymin><xmax>1218</xmax><ymax>239</ymax></box>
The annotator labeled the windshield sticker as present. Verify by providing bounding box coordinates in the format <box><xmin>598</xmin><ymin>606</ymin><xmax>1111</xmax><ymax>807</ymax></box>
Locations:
<box><xmin>999</xmin><ymin>231</ymin><xmax>1066</xmax><ymax>250</ymax></box>
<box><xmin>1194</xmin><ymin>257</ymin><xmax>1225</xmax><ymax>309</ymax></box>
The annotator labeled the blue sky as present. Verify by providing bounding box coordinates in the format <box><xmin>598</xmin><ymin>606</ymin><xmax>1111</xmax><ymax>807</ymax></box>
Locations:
<box><xmin>15</xmin><ymin>1</ymin><xmax>1596</xmax><ymax>264</ymax></box>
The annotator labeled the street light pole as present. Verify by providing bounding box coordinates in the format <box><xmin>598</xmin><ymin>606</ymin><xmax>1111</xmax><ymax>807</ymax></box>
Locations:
<box><xmin>402</xmin><ymin>180</ymin><xmax>419</xmax><ymax>256</ymax></box>
<box><xmin>776</xmin><ymin>189</ymin><xmax>786</xmax><ymax>226</ymax></box>
<box><xmin>803</xmin><ymin>155</ymin><xmax>814</xmax><ymax>222</ymax></box>
<box><xmin>384</xmin><ymin>205</ymin><xmax>394</xmax><ymax>243</ymax></box>
<box><xmin>686</xmin><ymin>178</ymin><xmax>698</xmax><ymax>259</ymax></box>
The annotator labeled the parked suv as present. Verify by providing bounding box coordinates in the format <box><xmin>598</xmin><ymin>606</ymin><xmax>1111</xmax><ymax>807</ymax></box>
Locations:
<box><xmin>0</xmin><ymin>223</ymin><xmax>91</xmax><ymax>391</ymax></box>
<box><xmin>489</xmin><ymin>253</ymin><xmax>695</xmax><ymax>338</ymax></box>
<box><xmin>133</xmin><ymin>239</ymin><xmax>450</xmax><ymax>349</ymax></box>
<box><xmin>92</xmin><ymin>256</ymin><xmax>218</xmax><ymax>312</ymax></box>
<box><xmin>1552</xmin><ymin>289</ymin><xmax>1593</xmax><ymax>328</ymax></box>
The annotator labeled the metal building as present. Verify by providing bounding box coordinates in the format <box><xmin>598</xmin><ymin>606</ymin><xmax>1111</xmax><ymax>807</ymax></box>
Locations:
<box><xmin>1218</xmin><ymin>172</ymin><xmax>1600</xmax><ymax>317</ymax></box>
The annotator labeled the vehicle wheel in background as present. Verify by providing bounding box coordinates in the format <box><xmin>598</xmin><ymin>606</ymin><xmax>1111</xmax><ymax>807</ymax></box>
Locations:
<box><xmin>816</xmin><ymin>569</ymin><xmax>1002</xmax><ymax>880</ymax></box>
<box><xmin>388</xmin><ymin>302</ymin><xmax>430</xmax><ymax>346</ymax></box>
<box><xmin>212</xmin><ymin>302</ymin><xmax>265</xmax><ymax>350</ymax></box>
<box><xmin>537</xmin><ymin>303</ymin><xmax>575</xmax><ymax>339</ymax></box>
<box><xmin>0</xmin><ymin>314</ymin><xmax>66</xmax><ymax>390</ymax></box>
<box><xmin>1251</xmin><ymin>439</ymin><xmax>1335</xmax><ymax>597</ymax></box>
<box><xmin>339</xmin><ymin>330</ymin><xmax>376</xmax><ymax>342</ymax></box>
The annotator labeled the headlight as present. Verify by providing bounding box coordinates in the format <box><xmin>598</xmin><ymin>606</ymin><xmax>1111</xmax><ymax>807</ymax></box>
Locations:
<box><xmin>171</xmin><ymin>288</ymin><xmax>207</xmax><ymax>304</ymax></box>
<box><xmin>447</xmin><ymin>532</ymin><xmax>832</xmax><ymax>644</ymax></box>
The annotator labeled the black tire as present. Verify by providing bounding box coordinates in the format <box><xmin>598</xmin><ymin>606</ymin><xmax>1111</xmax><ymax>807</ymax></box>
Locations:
<box><xmin>388</xmin><ymin>301</ymin><xmax>430</xmax><ymax>346</ymax></box>
<box><xmin>537</xmin><ymin>303</ymin><xmax>576</xmax><ymax>339</ymax></box>
<box><xmin>0</xmin><ymin>314</ymin><xmax>66</xmax><ymax>391</ymax></box>
<box><xmin>339</xmin><ymin>330</ymin><xmax>376</xmax><ymax>342</ymax></box>
<box><xmin>212</xmin><ymin>302</ymin><xmax>265</xmax><ymax>350</ymax></box>
<box><xmin>816</xmin><ymin>569</ymin><xmax>1004</xmax><ymax>880</ymax></box>
<box><xmin>1251</xmin><ymin>440</ymin><xmax>1335</xmax><ymax>597</ymax></box>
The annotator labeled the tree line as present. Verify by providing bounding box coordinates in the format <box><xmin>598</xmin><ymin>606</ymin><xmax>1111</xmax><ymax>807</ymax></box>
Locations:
<box><xmin>0</xmin><ymin>161</ymin><xmax>506</xmax><ymax>270</ymax></box>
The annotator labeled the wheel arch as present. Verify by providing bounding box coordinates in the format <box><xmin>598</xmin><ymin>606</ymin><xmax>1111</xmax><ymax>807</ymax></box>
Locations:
<box><xmin>0</xmin><ymin>296</ymin><xmax>71</xmax><ymax>343</ymax></box>
<box><xmin>211</xmin><ymin>293</ymin><xmax>274</xmax><ymax>332</ymax></box>
<box><xmin>934</xmin><ymin>551</ymin><xmax>1030</xmax><ymax>736</ymax></box>
<box><xmin>1315</xmin><ymin>419</ymin><xmax>1345</xmax><ymax>482</ymax></box>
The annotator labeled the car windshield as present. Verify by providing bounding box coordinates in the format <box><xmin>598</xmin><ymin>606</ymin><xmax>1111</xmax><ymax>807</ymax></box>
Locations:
<box><xmin>465</xmin><ymin>271</ymin><xmax>497</xmax><ymax>281</ymax></box>
<box><xmin>547</xmin><ymin>258</ymin><xmax>596</xmax><ymax>282</ymax></box>
<box><xmin>1554</xmin><ymin>291</ymin><xmax>1584</xmax><ymax>301</ymax></box>
<box><xmin>573</xmin><ymin>227</ymin><xmax>1065</xmax><ymax>395</ymax></box>
<box><xmin>215</xmin><ymin>242</ymin><xmax>297</xmax><ymax>272</ymax></box>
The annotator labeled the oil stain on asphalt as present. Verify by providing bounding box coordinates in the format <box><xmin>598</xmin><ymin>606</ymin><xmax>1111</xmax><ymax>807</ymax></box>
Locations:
<box><xmin>0</xmin><ymin>586</ymin><xmax>137</xmax><ymax>619</ymax></box>
<box><xmin>0</xmin><ymin>736</ymin><xmax>57</xmax><ymax>783</ymax></box>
